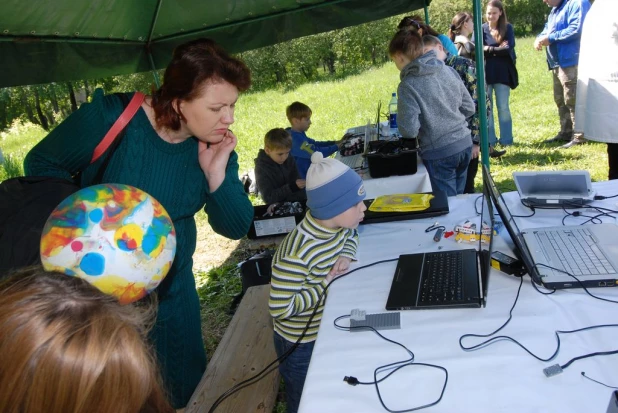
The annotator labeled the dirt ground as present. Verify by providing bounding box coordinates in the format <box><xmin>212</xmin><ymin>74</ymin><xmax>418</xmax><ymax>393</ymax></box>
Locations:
<box><xmin>193</xmin><ymin>222</ymin><xmax>281</xmax><ymax>272</ymax></box>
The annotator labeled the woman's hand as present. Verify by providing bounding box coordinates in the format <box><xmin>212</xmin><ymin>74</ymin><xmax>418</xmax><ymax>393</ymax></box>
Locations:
<box><xmin>198</xmin><ymin>130</ymin><xmax>237</xmax><ymax>192</ymax></box>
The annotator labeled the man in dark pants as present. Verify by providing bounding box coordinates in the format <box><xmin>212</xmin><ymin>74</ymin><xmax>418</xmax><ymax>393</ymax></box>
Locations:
<box><xmin>535</xmin><ymin>0</ymin><xmax>591</xmax><ymax>149</ymax></box>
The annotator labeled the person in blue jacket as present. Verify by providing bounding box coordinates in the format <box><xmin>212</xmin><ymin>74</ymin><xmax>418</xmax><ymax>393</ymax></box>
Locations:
<box><xmin>286</xmin><ymin>101</ymin><xmax>344</xmax><ymax>179</ymax></box>
<box><xmin>535</xmin><ymin>0</ymin><xmax>591</xmax><ymax>149</ymax></box>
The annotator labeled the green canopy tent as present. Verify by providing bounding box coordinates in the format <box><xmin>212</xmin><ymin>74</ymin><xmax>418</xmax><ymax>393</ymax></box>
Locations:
<box><xmin>0</xmin><ymin>0</ymin><xmax>492</xmax><ymax>168</ymax></box>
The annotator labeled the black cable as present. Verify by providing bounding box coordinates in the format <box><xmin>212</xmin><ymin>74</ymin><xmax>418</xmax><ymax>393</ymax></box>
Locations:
<box><xmin>534</xmin><ymin>263</ymin><xmax>618</xmax><ymax>304</ymax></box>
<box><xmin>594</xmin><ymin>193</ymin><xmax>618</xmax><ymax>200</ymax></box>
<box><xmin>334</xmin><ymin>315</ymin><xmax>448</xmax><ymax>412</ymax></box>
<box><xmin>581</xmin><ymin>371</ymin><xmax>618</xmax><ymax>389</ymax></box>
<box><xmin>207</xmin><ymin>257</ymin><xmax>399</xmax><ymax>413</ymax></box>
<box><xmin>459</xmin><ymin>262</ymin><xmax>618</xmax><ymax>381</ymax></box>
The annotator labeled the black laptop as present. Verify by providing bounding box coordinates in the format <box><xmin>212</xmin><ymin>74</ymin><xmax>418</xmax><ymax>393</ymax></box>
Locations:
<box><xmin>361</xmin><ymin>190</ymin><xmax>449</xmax><ymax>225</ymax></box>
<box><xmin>385</xmin><ymin>177</ymin><xmax>494</xmax><ymax>310</ymax></box>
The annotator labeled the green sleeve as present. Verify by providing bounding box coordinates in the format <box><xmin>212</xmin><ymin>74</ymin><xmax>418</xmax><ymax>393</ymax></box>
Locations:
<box><xmin>203</xmin><ymin>151</ymin><xmax>254</xmax><ymax>239</ymax></box>
<box><xmin>24</xmin><ymin>89</ymin><xmax>123</xmax><ymax>179</ymax></box>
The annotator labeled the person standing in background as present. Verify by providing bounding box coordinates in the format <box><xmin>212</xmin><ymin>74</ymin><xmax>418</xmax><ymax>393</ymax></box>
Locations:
<box><xmin>574</xmin><ymin>0</ymin><xmax>618</xmax><ymax>179</ymax></box>
<box><xmin>535</xmin><ymin>0</ymin><xmax>591</xmax><ymax>149</ymax></box>
<box><xmin>449</xmin><ymin>12</ymin><xmax>476</xmax><ymax>60</ymax></box>
<box><xmin>483</xmin><ymin>0</ymin><xmax>518</xmax><ymax>148</ymax></box>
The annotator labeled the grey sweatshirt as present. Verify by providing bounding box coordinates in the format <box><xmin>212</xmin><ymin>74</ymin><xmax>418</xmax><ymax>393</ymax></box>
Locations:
<box><xmin>397</xmin><ymin>50</ymin><xmax>476</xmax><ymax>160</ymax></box>
<box><xmin>254</xmin><ymin>149</ymin><xmax>307</xmax><ymax>204</ymax></box>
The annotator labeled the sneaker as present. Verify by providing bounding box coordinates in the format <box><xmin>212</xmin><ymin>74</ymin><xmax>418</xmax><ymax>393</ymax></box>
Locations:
<box><xmin>544</xmin><ymin>133</ymin><xmax>571</xmax><ymax>143</ymax></box>
<box><xmin>560</xmin><ymin>136</ymin><xmax>587</xmax><ymax>149</ymax></box>
<box><xmin>489</xmin><ymin>146</ymin><xmax>506</xmax><ymax>158</ymax></box>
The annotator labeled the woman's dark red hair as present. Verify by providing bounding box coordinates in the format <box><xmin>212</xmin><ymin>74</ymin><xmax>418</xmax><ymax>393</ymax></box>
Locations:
<box><xmin>152</xmin><ymin>38</ymin><xmax>251</xmax><ymax>131</ymax></box>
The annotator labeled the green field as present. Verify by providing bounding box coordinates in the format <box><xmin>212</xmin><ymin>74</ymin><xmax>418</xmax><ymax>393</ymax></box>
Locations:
<box><xmin>1</xmin><ymin>37</ymin><xmax>610</xmax><ymax>186</ymax></box>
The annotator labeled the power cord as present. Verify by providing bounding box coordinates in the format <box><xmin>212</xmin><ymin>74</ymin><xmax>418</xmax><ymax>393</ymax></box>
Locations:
<box><xmin>580</xmin><ymin>371</ymin><xmax>618</xmax><ymax>389</ymax></box>
<box><xmin>459</xmin><ymin>264</ymin><xmax>618</xmax><ymax>381</ymax></box>
<box><xmin>334</xmin><ymin>315</ymin><xmax>448</xmax><ymax>412</ymax></box>
<box><xmin>207</xmin><ymin>257</ymin><xmax>399</xmax><ymax>413</ymax></box>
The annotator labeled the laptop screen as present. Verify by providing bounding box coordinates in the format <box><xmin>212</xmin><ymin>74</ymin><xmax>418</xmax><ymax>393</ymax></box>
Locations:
<box><xmin>483</xmin><ymin>165</ymin><xmax>542</xmax><ymax>285</ymax></box>
<box><xmin>479</xmin><ymin>172</ymin><xmax>495</xmax><ymax>304</ymax></box>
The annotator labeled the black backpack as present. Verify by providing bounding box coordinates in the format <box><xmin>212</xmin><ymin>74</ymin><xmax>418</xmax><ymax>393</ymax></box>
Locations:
<box><xmin>0</xmin><ymin>92</ymin><xmax>141</xmax><ymax>277</ymax></box>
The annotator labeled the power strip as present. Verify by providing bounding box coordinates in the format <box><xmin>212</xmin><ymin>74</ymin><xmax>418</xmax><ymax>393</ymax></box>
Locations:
<box><xmin>349</xmin><ymin>309</ymin><xmax>401</xmax><ymax>332</ymax></box>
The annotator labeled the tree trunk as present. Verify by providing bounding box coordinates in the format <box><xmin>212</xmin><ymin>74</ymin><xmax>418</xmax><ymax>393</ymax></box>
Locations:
<box><xmin>33</xmin><ymin>87</ymin><xmax>49</xmax><ymax>130</ymax></box>
<box><xmin>83</xmin><ymin>79</ymin><xmax>90</xmax><ymax>100</ymax></box>
<box><xmin>50</xmin><ymin>86</ymin><xmax>60</xmax><ymax>114</ymax></box>
<box><xmin>67</xmin><ymin>82</ymin><xmax>78</xmax><ymax>112</ymax></box>
<box><xmin>19</xmin><ymin>88</ymin><xmax>39</xmax><ymax>125</ymax></box>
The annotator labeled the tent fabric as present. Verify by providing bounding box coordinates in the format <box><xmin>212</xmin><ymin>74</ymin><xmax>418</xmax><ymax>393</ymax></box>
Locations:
<box><xmin>0</xmin><ymin>0</ymin><xmax>430</xmax><ymax>87</ymax></box>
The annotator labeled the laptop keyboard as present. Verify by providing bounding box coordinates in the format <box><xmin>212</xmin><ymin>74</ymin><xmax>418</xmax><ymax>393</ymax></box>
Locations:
<box><xmin>339</xmin><ymin>154</ymin><xmax>364</xmax><ymax>169</ymax></box>
<box><xmin>538</xmin><ymin>228</ymin><xmax>617</xmax><ymax>275</ymax></box>
<box><xmin>419</xmin><ymin>251</ymin><xmax>464</xmax><ymax>304</ymax></box>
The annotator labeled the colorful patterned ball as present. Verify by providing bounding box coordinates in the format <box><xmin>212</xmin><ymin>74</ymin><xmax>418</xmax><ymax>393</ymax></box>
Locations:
<box><xmin>40</xmin><ymin>183</ymin><xmax>176</xmax><ymax>304</ymax></box>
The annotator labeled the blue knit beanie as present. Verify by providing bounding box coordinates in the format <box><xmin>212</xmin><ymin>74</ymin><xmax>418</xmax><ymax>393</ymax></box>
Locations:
<box><xmin>305</xmin><ymin>152</ymin><xmax>366</xmax><ymax>220</ymax></box>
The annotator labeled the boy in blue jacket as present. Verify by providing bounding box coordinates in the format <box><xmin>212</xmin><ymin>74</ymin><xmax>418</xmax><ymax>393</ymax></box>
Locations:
<box><xmin>286</xmin><ymin>101</ymin><xmax>344</xmax><ymax>178</ymax></box>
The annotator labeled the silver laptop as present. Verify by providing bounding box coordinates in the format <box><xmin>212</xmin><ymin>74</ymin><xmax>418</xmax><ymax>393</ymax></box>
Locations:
<box><xmin>485</xmin><ymin>165</ymin><xmax>618</xmax><ymax>289</ymax></box>
<box><xmin>513</xmin><ymin>170</ymin><xmax>595</xmax><ymax>207</ymax></box>
<box><xmin>341</xmin><ymin>102</ymin><xmax>381</xmax><ymax>169</ymax></box>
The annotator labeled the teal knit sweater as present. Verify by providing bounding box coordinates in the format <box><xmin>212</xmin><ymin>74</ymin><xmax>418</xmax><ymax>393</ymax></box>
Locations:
<box><xmin>24</xmin><ymin>89</ymin><xmax>254</xmax><ymax>407</ymax></box>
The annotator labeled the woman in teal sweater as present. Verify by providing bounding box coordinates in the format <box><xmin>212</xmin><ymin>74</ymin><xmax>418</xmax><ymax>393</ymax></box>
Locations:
<box><xmin>24</xmin><ymin>39</ymin><xmax>254</xmax><ymax>408</ymax></box>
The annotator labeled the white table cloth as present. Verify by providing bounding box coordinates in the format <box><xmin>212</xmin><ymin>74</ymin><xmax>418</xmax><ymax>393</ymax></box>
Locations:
<box><xmin>299</xmin><ymin>180</ymin><xmax>618</xmax><ymax>413</ymax></box>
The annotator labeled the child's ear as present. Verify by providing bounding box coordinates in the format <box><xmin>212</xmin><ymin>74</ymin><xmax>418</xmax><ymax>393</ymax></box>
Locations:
<box><xmin>264</xmin><ymin>146</ymin><xmax>271</xmax><ymax>155</ymax></box>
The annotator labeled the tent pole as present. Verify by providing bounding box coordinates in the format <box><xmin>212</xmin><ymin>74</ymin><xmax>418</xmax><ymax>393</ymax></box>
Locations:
<box><xmin>472</xmin><ymin>0</ymin><xmax>490</xmax><ymax>171</ymax></box>
<box><xmin>423</xmin><ymin>2</ymin><xmax>430</xmax><ymax>25</ymax></box>
<box><xmin>147</xmin><ymin>0</ymin><xmax>163</xmax><ymax>88</ymax></box>
<box><xmin>148</xmin><ymin>52</ymin><xmax>161</xmax><ymax>88</ymax></box>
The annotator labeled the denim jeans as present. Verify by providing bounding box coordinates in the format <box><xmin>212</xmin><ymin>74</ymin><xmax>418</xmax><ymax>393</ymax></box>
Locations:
<box><xmin>423</xmin><ymin>147</ymin><xmax>471</xmax><ymax>196</ymax></box>
<box><xmin>273</xmin><ymin>332</ymin><xmax>315</xmax><ymax>413</ymax></box>
<box><xmin>487</xmin><ymin>83</ymin><xmax>513</xmax><ymax>146</ymax></box>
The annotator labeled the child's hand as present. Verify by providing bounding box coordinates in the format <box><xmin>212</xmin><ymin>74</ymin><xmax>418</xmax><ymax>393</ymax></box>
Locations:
<box><xmin>325</xmin><ymin>256</ymin><xmax>352</xmax><ymax>283</ymax></box>
<box><xmin>296</xmin><ymin>179</ymin><xmax>306</xmax><ymax>189</ymax></box>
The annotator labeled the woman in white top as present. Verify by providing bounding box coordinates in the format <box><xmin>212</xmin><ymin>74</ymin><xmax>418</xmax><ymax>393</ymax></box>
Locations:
<box><xmin>449</xmin><ymin>12</ymin><xmax>475</xmax><ymax>60</ymax></box>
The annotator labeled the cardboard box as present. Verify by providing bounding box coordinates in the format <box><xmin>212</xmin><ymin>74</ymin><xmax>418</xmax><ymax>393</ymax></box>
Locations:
<box><xmin>247</xmin><ymin>201</ymin><xmax>307</xmax><ymax>239</ymax></box>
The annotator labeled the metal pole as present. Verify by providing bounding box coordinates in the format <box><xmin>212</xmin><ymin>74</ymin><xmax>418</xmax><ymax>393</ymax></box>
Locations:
<box><xmin>472</xmin><ymin>0</ymin><xmax>490</xmax><ymax>170</ymax></box>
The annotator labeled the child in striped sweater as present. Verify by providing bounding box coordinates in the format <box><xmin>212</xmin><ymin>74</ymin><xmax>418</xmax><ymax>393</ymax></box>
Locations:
<box><xmin>269</xmin><ymin>151</ymin><xmax>367</xmax><ymax>413</ymax></box>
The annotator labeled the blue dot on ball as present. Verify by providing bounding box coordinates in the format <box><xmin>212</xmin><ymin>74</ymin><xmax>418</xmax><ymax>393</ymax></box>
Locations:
<box><xmin>80</xmin><ymin>252</ymin><xmax>105</xmax><ymax>276</ymax></box>
<box><xmin>89</xmin><ymin>208</ymin><xmax>104</xmax><ymax>223</ymax></box>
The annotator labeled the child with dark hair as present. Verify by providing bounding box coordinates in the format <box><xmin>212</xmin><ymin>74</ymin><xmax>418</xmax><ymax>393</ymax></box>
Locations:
<box><xmin>389</xmin><ymin>28</ymin><xmax>475</xmax><ymax>196</ymax></box>
<box><xmin>269</xmin><ymin>152</ymin><xmax>367</xmax><ymax>413</ymax></box>
<box><xmin>254</xmin><ymin>127</ymin><xmax>307</xmax><ymax>204</ymax></box>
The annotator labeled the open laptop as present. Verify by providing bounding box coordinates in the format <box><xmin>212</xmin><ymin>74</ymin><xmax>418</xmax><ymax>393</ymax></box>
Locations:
<box><xmin>361</xmin><ymin>189</ymin><xmax>449</xmax><ymax>225</ymax></box>
<box><xmin>340</xmin><ymin>102</ymin><xmax>381</xmax><ymax>169</ymax></box>
<box><xmin>385</xmin><ymin>181</ymin><xmax>494</xmax><ymax>310</ymax></box>
<box><xmin>485</xmin><ymin>165</ymin><xmax>618</xmax><ymax>289</ymax></box>
<box><xmin>513</xmin><ymin>170</ymin><xmax>595</xmax><ymax>207</ymax></box>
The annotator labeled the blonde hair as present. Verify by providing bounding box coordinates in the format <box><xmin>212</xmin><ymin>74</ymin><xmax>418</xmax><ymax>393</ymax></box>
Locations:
<box><xmin>286</xmin><ymin>101</ymin><xmax>312</xmax><ymax>123</ymax></box>
<box><xmin>0</xmin><ymin>268</ymin><xmax>173</xmax><ymax>413</ymax></box>
<box><xmin>265</xmin><ymin>128</ymin><xmax>292</xmax><ymax>150</ymax></box>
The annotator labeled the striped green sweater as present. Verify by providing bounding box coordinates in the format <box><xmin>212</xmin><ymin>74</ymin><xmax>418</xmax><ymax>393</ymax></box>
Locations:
<box><xmin>269</xmin><ymin>212</ymin><xmax>359</xmax><ymax>343</ymax></box>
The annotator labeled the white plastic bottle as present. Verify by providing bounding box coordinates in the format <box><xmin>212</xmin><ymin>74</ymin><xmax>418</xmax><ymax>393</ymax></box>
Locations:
<box><xmin>388</xmin><ymin>92</ymin><xmax>398</xmax><ymax>137</ymax></box>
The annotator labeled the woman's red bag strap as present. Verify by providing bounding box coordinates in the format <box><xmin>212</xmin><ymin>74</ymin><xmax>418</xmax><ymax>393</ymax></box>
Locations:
<box><xmin>90</xmin><ymin>91</ymin><xmax>145</xmax><ymax>163</ymax></box>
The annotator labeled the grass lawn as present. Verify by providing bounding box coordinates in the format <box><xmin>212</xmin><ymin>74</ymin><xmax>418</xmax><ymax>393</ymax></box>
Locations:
<box><xmin>0</xmin><ymin>36</ymin><xmax>610</xmax><ymax>412</ymax></box>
